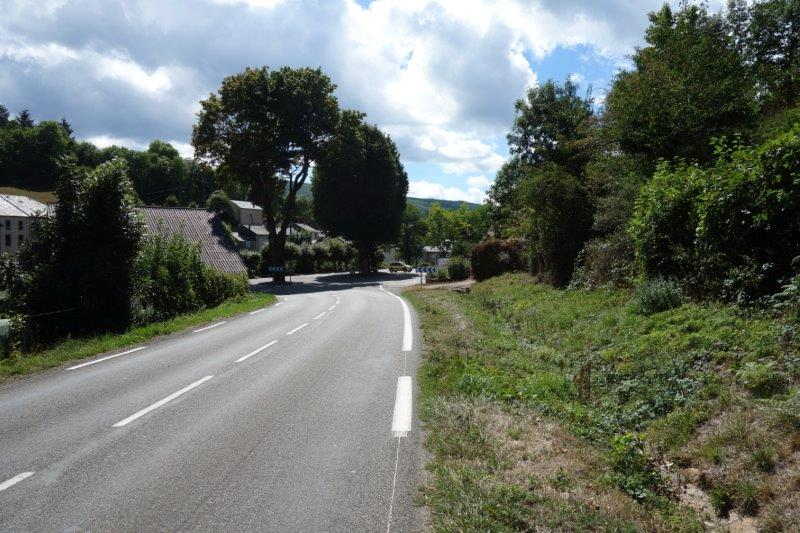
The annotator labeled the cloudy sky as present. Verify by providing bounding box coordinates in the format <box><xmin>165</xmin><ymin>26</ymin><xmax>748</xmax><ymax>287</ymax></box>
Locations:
<box><xmin>1</xmin><ymin>0</ymin><xmax>680</xmax><ymax>202</ymax></box>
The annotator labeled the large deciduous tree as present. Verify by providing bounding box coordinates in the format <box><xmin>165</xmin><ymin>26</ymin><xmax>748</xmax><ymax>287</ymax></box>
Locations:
<box><xmin>605</xmin><ymin>4</ymin><xmax>757</xmax><ymax>164</ymax></box>
<box><xmin>313</xmin><ymin>111</ymin><xmax>408</xmax><ymax>273</ymax></box>
<box><xmin>507</xmin><ymin>79</ymin><xmax>596</xmax><ymax>176</ymax></box>
<box><xmin>192</xmin><ymin>66</ymin><xmax>340</xmax><ymax>281</ymax></box>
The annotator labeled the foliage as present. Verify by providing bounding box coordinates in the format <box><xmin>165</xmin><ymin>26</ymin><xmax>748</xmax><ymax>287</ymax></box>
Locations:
<box><xmin>193</xmin><ymin>66</ymin><xmax>340</xmax><ymax>281</ymax></box>
<box><xmin>522</xmin><ymin>165</ymin><xmax>593</xmax><ymax>287</ymax></box>
<box><xmin>240</xmin><ymin>251</ymin><xmax>261</xmax><ymax>278</ymax></box>
<box><xmin>0</xmin><ymin>120</ymin><xmax>73</xmax><ymax>190</ymax></box>
<box><xmin>398</xmin><ymin>204</ymin><xmax>427</xmax><ymax>264</ymax></box>
<box><xmin>607</xmin><ymin>433</ymin><xmax>664</xmax><ymax>503</ymax></box>
<box><xmin>735</xmin><ymin>361</ymin><xmax>787</xmax><ymax>397</ymax></box>
<box><xmin>135</xmin><ymin>232</ymin><xmax>246</xmax><ymax>322</ymax></box>
<box><xmin>11</xmin><ymin>158</ymin><xmax>142</xmax><ymax>350</ymax></box>
<box><xmin>470</xmin><ymin>238</ymin><xmax>526</xmax><ymax>281</ymax></box>
<box><xmin>630</xmin><ymin>278</ymin><xmax>683</xmax><ymax>315</ymax></box>
<box><xmin>507</xmin><ymin>79</ymin><xmax>596</xmax><ymax>176</ymax></box>
<box><xmin>205</xmin><ymin>189</ymin><xmax>236</xmax><ymax>224</ymax></box>
<box><xmin>0</xmin><ymin>254</ymin><xmax>17</xmax><ymax>292</ymax></box>
<box><xmin>446</xmin><ymin>257</ymin><xmax>470</xmax><ymax>281</ymax></box>
<box><xmin>571</xmin><ymin>232</ymin><xmax>636</xmax><ymax>289</ymax></box>
<box><xmin>630</xmin><ymin>125</ymin><xmax>800</xmax><ymax>300</ymax></box>
<box><xmin>728</xmin><ymin>0</ymin><xmax>800</xmax><ymax>110</ymax></box>
<box><xmin>313</xmin><ymin>111</ymin><xmax>408</xmax><ymax>273</ymax></box>
<box><xmin>605</xmin><ymin>4</ymin><xmax>757</xmax><ymax>163</ymax></box>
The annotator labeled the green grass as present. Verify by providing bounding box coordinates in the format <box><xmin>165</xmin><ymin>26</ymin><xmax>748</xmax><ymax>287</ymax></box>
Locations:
<box><xmin>0</xmin><ymin>292</ymin><xmax>275</xmax><ymax>380</ymax></box>
<box><xmin>407</xmin><ymin>273</ymin><xmax>800</xmax><ymax>530</ymax></box>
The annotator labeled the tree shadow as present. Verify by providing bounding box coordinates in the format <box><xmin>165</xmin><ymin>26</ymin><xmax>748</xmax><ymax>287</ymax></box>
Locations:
<box><xmin>249</xmin><ymin>271</ymin><xmax>418</xmax><ymax>295</ymax></box>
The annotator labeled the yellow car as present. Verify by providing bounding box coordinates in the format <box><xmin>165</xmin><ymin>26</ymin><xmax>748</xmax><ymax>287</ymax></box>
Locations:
<box><xmin>388</xmin><ymin>261</ymin><xmax>412</xmax><ymax>272</ymax></box>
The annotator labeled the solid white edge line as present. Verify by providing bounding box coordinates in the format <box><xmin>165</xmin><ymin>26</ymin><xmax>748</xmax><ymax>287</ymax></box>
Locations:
<box><xmin>235</xmin><ymin>340</ymin><xmax>277</xmax><ymax>363</ymax></box>
<box><xmin>112</xmin><ymin>375</ymin><xmax>213</xmax><ymax>427</ymax></box>
<box><xmin>313</xmin><ymin>312</ymin><xmax>326</xmax><ymax>320</ymax></box>
<box><xmin>67</xmin><ymin>346</ymin><xmax>147</xmax><ymax>371</ymax></box>
<box><xmin>193</xmin><ymin>321</ymin><xmax>226</xmax><ymax>333</ymax></box>
<box><xmin>0</xmin><ymin>472</ymin><xmax>34</xmax><ymax>492</ymax></box>
<box><xmin>249</xmin><ymin>308</ymin><xmax>267</xmax><ymax>315</ymax></box>
<box><xmin>286</xmin><ymin>323</ymin><xmax>308</xmax><ymax>335</ymax></box>
<box><xmin>381</xmin><ymin>286</ymin><xmax>413</xmax><ymax>352</ymax></box>
<box><xmin>391</xmin><ymin>376</ymin><xmax>413</xmax><ymax>437</ymax></box>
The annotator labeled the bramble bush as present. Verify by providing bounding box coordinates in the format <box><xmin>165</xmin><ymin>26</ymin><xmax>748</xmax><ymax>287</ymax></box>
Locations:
<box><xmin>470</xmin><ymin>238</ymin><xmax>526</xmax><ymax>281</ymax></box>
<box><xmin>630</xmin><ymin>125</ymin><xmax>800</xmax><ymax>302</ymax></box>
<box><xmin>446</xmin><ymin>257</ymin><xmax>470</xmax><ymax>281</ymax></box>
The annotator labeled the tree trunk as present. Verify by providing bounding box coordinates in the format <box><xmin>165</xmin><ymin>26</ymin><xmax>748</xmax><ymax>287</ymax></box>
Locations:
<box><xmin>357</xmin><ymin>243</ymin><xmax>376</xmax><ymax>274</ymax></box>
<box><xmin>265</xmin><ymin>233</ymin><xmax>287</xmax><ymax>282</ymax></box>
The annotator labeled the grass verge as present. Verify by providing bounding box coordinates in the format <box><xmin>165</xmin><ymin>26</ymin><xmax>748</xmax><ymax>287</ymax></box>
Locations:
<box><xmin>0</xmin><ymin>291</ymin><xmax>275</xmax><ymax>380</ymax></box>
<box><xmin>407</xmin><ymin>273</ymin><xmax>800</xmax><ymax>531</ymax></box>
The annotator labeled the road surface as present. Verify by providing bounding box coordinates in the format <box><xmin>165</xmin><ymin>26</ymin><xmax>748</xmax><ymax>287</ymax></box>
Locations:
<box><xmin>0</xmin><ymin>272</ymin><xmax>425</xmax><ymax>532</ymax></box>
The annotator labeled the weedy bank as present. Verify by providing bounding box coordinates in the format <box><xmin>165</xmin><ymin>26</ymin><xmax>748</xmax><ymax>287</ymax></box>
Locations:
<box><xmin>408</xmin><ymin>273</ymin><xmax>800</xmax><ymax>531</ymax></box>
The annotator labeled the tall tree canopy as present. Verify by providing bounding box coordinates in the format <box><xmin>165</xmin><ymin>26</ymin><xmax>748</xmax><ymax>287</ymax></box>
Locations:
<box><xmin>0</xmin><ymin>120</ymin><xmax>73</xmax><ymax>190</ymax></box>
<box><xmin>605</xmin><ymin>4</ymin><xmax>757</xmax><ymax>163</ymax></box>
<box><xmin>507</xmin><ymin>79</ymin><xmax>596</xmax><ymax>176</ymax></box>
<box><xmin>193</xmin><ymin>66</ymin><xmax>340</xmax><ymax>280</ymax></box>
<box><xmin>313</xmin><ymin>111</ymin><xmax>408</xmax><ymax>273</ymax></box>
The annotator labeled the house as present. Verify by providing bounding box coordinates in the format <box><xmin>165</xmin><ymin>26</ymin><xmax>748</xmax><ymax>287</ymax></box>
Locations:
<box><xmin>422</xmin><ymin>245</ymin><xmax>448</xmax><ymax>264</ymax></box>
<box><xmin>230</xmin><ymin>200</ymin><xmax>263</xmax><ymax>227</ymax></box>
<box><xmin>0</xmin><ymin>194</ymin><xmax>49</xmax><ymax>255</ymax></box>
<box><xmin>137</xmin><ymin>207</ymin><xmax>247</xmax><ymax>275</ymax></box>
<box><xmin>227</xmin><ymin>199</ymin><xmax>325</xmax><ymax>251</ymax></box>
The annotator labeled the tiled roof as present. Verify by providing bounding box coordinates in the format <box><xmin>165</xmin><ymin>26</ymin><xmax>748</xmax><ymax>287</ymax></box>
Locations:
<box><xmin>240</xmin><ymin>224</ymin><xmax>269</xmax><ymax>237</ymax></box>
<box><xmin>136</xmin><ymin>207</ymin><xmax>247</xmax><ymax>275</ymax></box>
<box><xmin>0</xmin><ymin>194</ymin><xmax>49</xmax><ymax>217</ymax></box>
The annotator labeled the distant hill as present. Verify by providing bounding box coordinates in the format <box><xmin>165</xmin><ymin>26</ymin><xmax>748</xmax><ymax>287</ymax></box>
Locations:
<box><xmin>297</xmin><ymin>183</ymin><xmax>480</xmax><ymax>214</ymax></box>
<box><xmin>8</xmin><ymin>184</ymin><xmax>482</xmax><ymax>215</ymax></box>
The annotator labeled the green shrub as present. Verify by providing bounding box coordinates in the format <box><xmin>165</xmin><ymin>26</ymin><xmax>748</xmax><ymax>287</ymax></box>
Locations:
<box><xmin>447</xmin><ymin>257</ymin><xmax>470</xmax><ymax>281</ymax></box>
<box><xmin>606</xmin><ymin>433</ymin><xmax>663</xmax><ymax>503</ymax></box>
<box><xmin>240</xmin><ymin>251</ymin><xmax>261</xmax><ymax>278</ymax></box>
<box><xmin>735</xmin><ymin>361</ymin><xmax>786</xmax><ymax>397</ymax></box>
<box><xmin>135</xmin><ymin>233</ymin><xmax>245</xmax><ymax>322</ymax></box>
<box><xmin>522</xmin><ymin>165</ymin><xmax>593</xmax><ymax>286</ymax></box>
<box><xmin>470</xmin><ymin>238</ymin><xmax>526</xmax><ymax>281</ymax></box>
<box><xmin>631</xmin><ymin>278</ymin><xmax>683</xmax><ymax>315</ymax></box>
<box><xmin>630</xmin><ymin>125</ymin><xmax>800</xmax><ymax>301</ymax></box>
<box><xmin>205</xmin><ymin>190</ymin><xmax>236</xmax><ymax>225</ymax></box>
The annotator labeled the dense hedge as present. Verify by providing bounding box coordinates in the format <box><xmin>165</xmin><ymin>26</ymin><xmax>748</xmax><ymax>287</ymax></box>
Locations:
<box><xmin>470</xmin><ymin>238</ymin><xmax>526</xmax><ymax>281</ymax></box>
<box><xmin>630</xmin><ymin>125</ymin><xmax>800</xmax><ymax>302</ymax></box>
<box><xmin>135</xmin><ymin>233</ymin><xmax>247</xmax><ymax>322</ymax></box>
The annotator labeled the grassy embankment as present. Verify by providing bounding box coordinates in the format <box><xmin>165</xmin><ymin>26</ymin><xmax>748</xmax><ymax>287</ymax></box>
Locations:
<box><xmin>0</xmin><ymin>292</ymin><xmax>275</xmax><ymax>380</ymax></box>
<box><xmin>407</xmin><ymin>273</ymin><xmax>800</xmax><ymax>531</ymax></box>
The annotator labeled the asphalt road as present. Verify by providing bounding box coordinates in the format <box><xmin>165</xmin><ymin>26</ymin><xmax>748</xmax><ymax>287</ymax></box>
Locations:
<box><xmin>0</xmin><ymin>272</ymin><xmax>425</xmax><ymax>532</ymax></box>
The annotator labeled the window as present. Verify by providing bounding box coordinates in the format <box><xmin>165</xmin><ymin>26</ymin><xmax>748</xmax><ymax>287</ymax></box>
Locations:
<box><xmin>4</xmin><ymin>235</ymin><xmax>9</xmax><ymax>247</ymax></box>
<box><xmin>18</xmin><ymin>220</ymin><xmax>23</xmax><ymax>231</ymax></box>
<box><xmin>4</xmin><ymin>220</ymin><xmax>9</xmax><ymax>230</ymax></box>
<box><xmin>18</xmin><ymin>234</ymin><xmax>24</xmax><ymax>245</ymax></box>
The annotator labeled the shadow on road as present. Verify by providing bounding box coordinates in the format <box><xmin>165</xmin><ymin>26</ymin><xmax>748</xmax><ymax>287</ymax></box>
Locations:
<box><xmin>249</xmin><ymin>272</ymin><xmax>418</xmax><ymax>295</ymax></box>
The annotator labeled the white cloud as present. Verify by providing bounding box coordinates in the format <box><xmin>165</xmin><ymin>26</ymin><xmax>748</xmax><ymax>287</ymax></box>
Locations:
<box><xmin>409</xmin><ymin>178</ymin><xmax>489</xmax><ymax>203</ymax></box>
<box><xmin>1</xmin><ymin>0</ymin><xmax>667</xmax><ymax>201</ymax></box>
<box><xmin>86</xmin><ymin>135</ymin><xmax>148</xmax><ymax>151</ymax></box>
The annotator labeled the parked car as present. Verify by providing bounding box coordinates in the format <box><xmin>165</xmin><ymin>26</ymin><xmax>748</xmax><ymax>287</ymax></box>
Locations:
<box><xmin>388</xmin><ymin>261</ymin><xmax>412</xmax><ymax>272</ymax></box>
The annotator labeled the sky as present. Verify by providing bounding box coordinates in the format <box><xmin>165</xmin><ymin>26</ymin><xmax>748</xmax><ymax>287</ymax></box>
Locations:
<box><xmin>0</xmin><ymin>0</ymin><xmax>692</xmax><ymax>203</ymax></box>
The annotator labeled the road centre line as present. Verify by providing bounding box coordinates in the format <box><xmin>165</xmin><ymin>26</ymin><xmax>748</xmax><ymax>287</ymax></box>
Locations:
<box><xmin>193</xmin><ymin>321</ymin><xmax>226</xmax><ymax>333</ymax></box>
<box><xmin>327</xmin><ymin>305</ymin><xmax>336</xmax><ymax>311</ymax></box>
<box><xmin>112</xmin><ymin>376</ymin><xmax>213</xmax><ymax>427</ymax></box>
<box><xmin>391</xmin><ymin>376</ymin><xmax>413</xmax><ymax>437</ymax></box>
<box><xmin>0</xmin><ymin>472</ymin><xmax>34</xmax><ymax>493</ymax></box>
<box><xmin>67</xmin><ymin>346</ymin><xmax>147</xmax><ymax>371</ymax></box>
<box><xmin>249</xmin><ymin>308</ymin><xmax>267</xmax><ymax>315</ymax></box>
<box><xmin>235</xmin><ymin>340</ymin><xmax>277</xmax><ymax>363</ymax></box>
<box><xmin>313</xmin><ymin>312</ymin><xmax>326</xmax><ymax>320</ymax></box>
<box><xmin>380</xmin><ymin>286</ymin><xmax>413</xmax><ymax>352</ymax></box>
<box><xmin>286</xmin><ymin>323</ymin><xmax>308</xmax><ymax>335</ymax></box>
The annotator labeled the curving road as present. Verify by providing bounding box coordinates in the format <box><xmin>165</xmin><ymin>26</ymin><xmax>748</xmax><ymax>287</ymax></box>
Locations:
<box><xmin>0</xmin><ymin>272</ymin><xmax>425</xmax><ymax>532</ymax></box>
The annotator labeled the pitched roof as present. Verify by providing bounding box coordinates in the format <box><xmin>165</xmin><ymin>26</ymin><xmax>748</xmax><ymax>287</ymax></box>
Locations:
<box><xmin>231</xmin><ymin>200</ymin><xmax>260</xmax><ymax>210</ymax></box>
<box><xmin>293</xmin><ymin>223</ymin><xmax>323</xmax><ymax>234</ymax></box>
<box><xmin>136</xmin><ymin>207</ymin><xmax>247</xmax><ymax>275</ymax></box>
<box><xmin>0</xmin><ymin>194</ymin><xmax>49</xmax><ymax>217</ymax></box>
